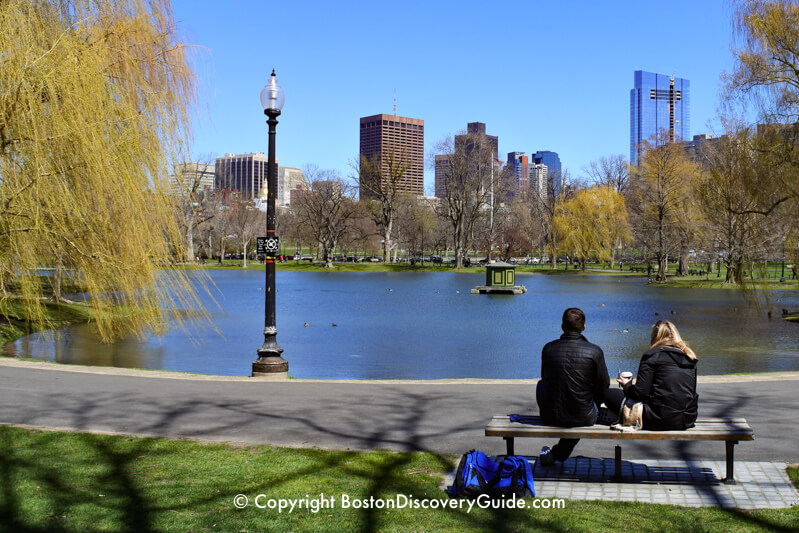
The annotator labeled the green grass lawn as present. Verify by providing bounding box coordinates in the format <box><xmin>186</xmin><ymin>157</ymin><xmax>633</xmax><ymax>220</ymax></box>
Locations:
<box><xmin>0</xmin><ymin>426</ymin><xmax>796</xmax><ymax>532</ymax></box>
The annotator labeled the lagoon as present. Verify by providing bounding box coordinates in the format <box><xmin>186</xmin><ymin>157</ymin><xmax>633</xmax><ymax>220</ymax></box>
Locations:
<box><xmin>4</xmin><ymin>270</ymin><xmax>799</xmax><ymax>379</ymax></box>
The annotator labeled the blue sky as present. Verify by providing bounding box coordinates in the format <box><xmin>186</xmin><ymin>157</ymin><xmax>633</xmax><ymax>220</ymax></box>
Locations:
<box><xmin>172</xmin><ymin>0</ymin><xmax>738</xmax><ymax>192</ymax></box>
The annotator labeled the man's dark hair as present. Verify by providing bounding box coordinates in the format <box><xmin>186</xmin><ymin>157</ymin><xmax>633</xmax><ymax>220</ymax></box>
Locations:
<box><xmin>562</xmin><ymin>308</ymin><xmax>585</xmax><ymax>333</ymax></box>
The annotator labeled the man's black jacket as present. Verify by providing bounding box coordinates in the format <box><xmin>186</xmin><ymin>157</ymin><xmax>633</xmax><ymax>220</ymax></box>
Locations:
<box><xmin>625</xmin><ymin>346</ymin><xmax>698</xmax><ymax>430</ymax></box>
<box><xmin>538</xmin><ymin>331</ymin><xmax>609</xmax><ymax>427</ymax></box>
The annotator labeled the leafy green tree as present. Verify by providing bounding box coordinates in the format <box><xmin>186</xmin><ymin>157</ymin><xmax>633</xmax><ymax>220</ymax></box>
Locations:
<box><xmin>0</xmin><ymin>0</ymin><xmax>206</xmax><ymax>340</ymax></box>
<box><xmin>694</xmin><ymin>125</ymin><xmax>781</xmax><ymax>283</ymax></box>
<box><xmin>632</xmin><ymin>135</ymin><xmax>699</xmax><ymax>281</ymax></box>
<box><xmin>728</xmin><ymin>0</ymin><xmax>799</xmax><ymax>269</ymax></box>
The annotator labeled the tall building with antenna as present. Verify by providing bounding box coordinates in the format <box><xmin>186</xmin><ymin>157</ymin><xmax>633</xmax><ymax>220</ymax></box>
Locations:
<box><xmin>630</xmin><ymin>70</ymin><xmax>690</xmax><ymax>165</ymax></box>
<box><xmin>359</xmin><ymin>111</ymin><xmax>424</xmax><ymax>199</ymax></box>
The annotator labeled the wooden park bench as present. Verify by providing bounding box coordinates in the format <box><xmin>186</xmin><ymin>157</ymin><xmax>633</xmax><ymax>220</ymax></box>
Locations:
<box><xmin>485</xmin><ymin>415</ymin><xmax>754</xmax><ymax>484</ymax></box>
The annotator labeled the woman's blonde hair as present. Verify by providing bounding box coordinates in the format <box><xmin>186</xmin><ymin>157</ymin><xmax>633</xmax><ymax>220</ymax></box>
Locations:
<box><xmin>650</xmin><ymin>320</ymin><xmax>697</xmax><ymax>360</ymax></box>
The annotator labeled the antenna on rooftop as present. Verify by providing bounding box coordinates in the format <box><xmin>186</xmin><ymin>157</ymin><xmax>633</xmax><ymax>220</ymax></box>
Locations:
<box><xmin>393</xmin><ymin>88</ymin><xmax>397</xmax><ymax>115</ymax></box>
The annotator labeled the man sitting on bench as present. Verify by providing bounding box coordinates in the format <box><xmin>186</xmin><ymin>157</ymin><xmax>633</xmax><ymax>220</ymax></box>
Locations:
<box><xmin>537</xmin><ymin>308</ymin><xmax>623</xmax><ymax>466</ymax></box>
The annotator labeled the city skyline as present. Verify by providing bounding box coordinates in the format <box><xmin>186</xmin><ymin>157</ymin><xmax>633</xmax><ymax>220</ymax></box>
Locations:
<box><xmin>172</xmin><ymin>0</ymin><xmax>737</xmax><ymax>193</ymax></box>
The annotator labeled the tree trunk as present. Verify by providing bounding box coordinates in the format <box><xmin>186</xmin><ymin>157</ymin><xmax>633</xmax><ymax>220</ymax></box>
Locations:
<box><xmin>323</xmin><ymin>243</ymin><xmax>334</xmax><ymax>269</ymax></box>
<box><xmin>242</xmin><ymin>243</ymin><xmax>248</xmax><ymax>268</ymax></box>
<box><xmin>676</xmin><ymin>244</ymin><xmax>689</xmax><ymax>276</ymax></box>
<box><xmin>725</xmin><ymin>261</ymin><xmax>744</xmax><ymax>284</ymax></box>
<box><xmin>186</xmin><ymin>215</ymin><xmax>195</xmax><ymax>262</ymax></box>
<box><xmin>383</xmin><ymin>226</ymin><xmax>391</xmax><ymax>264</ymax></box>
<box><xmin>656</xmin><ymin>255</ymin><xmax>668</xmax><ymax>282</ymax></box>
<box><xmin>52</xmin><ymin>261</ymin><xmax>63</xmax><ymax>302</ymax></box>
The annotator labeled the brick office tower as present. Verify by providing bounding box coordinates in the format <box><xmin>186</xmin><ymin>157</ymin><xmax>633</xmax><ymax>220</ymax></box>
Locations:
<box><xmin>359</xmin><ymin>114</ymin><xmax>424</xmax><ymax>199</ymax></box>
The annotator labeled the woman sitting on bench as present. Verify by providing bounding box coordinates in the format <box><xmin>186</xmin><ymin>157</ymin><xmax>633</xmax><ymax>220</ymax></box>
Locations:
<box><xmin>613</xmin><ymin>320</ymin><xmax>698</xmax><ymax>430</ymax></box>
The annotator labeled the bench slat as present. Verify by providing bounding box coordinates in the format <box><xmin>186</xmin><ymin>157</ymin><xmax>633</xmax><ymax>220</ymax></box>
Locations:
<box><xmin>486</xmin><ymin>415</ymin><xmax>754</xmax><ymax>441</ymax></box>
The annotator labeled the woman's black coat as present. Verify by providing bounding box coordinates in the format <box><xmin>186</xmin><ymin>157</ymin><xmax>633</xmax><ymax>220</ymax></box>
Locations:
<box><xmin>625</xmin><ymin>345</ymin><xmax>698</xmax><ymax>430</ymax></box>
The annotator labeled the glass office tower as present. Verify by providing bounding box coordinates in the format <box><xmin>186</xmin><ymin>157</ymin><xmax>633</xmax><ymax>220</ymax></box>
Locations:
<box><xmin>533</xmin><ymin>151</ymin><xmax>562</xmax><ymax>196</ymax></box>
<box><xmin>630</xmin><ymin>70</ymin><xmax>690</xmax><ymax>166</ymax></box>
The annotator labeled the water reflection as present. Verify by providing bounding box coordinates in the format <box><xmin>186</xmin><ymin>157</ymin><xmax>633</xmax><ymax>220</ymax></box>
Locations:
<box><xmin>4</xmin><ymin>271</ymin><xmax>799</xmax><ymax>379</ymax></box>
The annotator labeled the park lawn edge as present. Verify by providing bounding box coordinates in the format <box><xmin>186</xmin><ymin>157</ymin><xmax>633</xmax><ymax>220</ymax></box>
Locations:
<box><xmin>182</xmin><ymin>260</ymin><xmax>799</xmax><ymax>289</ymax></box>
<box><xmin>0</xmin><ymin>425</ymin><xmax>796</xmax><ymax>532</ymax></box>
<box><xmin>0</xmin><ymin>298</ymin><xmax>94</xmax><ymax>345</ymax></box>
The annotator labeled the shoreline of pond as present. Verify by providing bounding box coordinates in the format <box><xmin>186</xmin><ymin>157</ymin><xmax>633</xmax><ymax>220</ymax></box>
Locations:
<box><xmin>182</xmin><ymin>261</ymin><xmax>799</xmax><ymax>291</ymax></box>
<box><xmin>3</xmin><ymin>356</ymin><xmax>799</xmax><ymax>384</ymax></box>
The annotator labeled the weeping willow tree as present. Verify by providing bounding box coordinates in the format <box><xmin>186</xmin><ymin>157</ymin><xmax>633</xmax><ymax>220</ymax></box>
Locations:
<box><xmin>0</xmin><ymin>0</ymin><xmax>209</xmax><ymax>341</ymax></box>
<box><xmin>553</xmin><ymin>186</ymin><xmax>631</xmax><ymax>271</ymax></box>
<box><xmin>728</xmin><ymin>0</ymin><xmax>799</xmax><ymax>276</ymax></box>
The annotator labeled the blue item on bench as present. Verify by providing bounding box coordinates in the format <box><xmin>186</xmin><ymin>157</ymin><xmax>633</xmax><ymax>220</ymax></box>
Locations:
<box><xmin>450</xmin><ymin>450</ymin><xmax>535</xmax><ymax>498</ymax></box>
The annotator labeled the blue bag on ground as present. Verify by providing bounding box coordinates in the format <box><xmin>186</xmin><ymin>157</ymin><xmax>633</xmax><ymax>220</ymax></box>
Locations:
<box><xmin>450</xmin><ymin>450</ymin><xmax>535</xmax><ymax>498</ymax></box>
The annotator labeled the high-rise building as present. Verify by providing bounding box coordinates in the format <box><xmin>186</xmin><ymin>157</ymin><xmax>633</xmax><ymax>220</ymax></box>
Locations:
<box><xmin>532</xmin><ymin>151</ymin><xmax>562</xmax><ymax>197</ymax></box>
<box><xmin>214</xmin><ymin>152</ymin><xmax>272</xmax><ymax>199</ymax></box>
<box><xmin>456</xmin><ymin>122</ymin><xmax>499</xmax><ymax>158</ymax></box>
<box><xmin>630</xmin><ymin>70</ymin><xmax>690</xmax><ymax>165</ymax></box>
<box><xmin>359</xmin><ymin>113</ymin><xmax>424</xmax><ymax>199</ymax></box>
<box><xmin>506</xmin><ymin>152</ymin><xmax>530</xmax><ymax>199</ymax></box>
<box><xmin>435</xmin><ymin>122</ymin><xmax>500</xmax><ymax>199</ymax></box>
<box><xmin>277</xmin><ymin>167</ymin><xmax>306</xmax><ymax>207</ymax></box>
<box><xmin>434</xmin><ymin>154</ymin><xmax>452</xmax><ymax>198</ymax></box>
<box><xmin>169</xmin><ymin>162</ymin><xmax>215</xmax><ymax>195</ymax></box>
<box><xmin>529</xmin><ymin>163</ymin><xmax>548</xmax><ymax>201</ymax></box>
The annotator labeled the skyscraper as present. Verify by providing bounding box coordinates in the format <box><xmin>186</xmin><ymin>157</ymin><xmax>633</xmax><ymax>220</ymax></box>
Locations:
<box><xmin>456</xmin><ymin>122</ymin><xmax>499</xmax><ymax>158</ymax></box>
<box><xmin>533</xmin><ymin>150</ymin><xmax>562</xmax><ymax>197</ymax></box>
<box><xmin>214</xmin><ymin>152</ymin><xmax>271</xmax><ymax>199</ymax></box>
<box><xmin>435</xmin><ymin>122</ymin><xmax>499</xmax><ymax>199</ymax></box>
<box><xmin>359</xmin><ymin>113</ymin><xmax>424</xmax><ymax>199</ymax></box>
<box><xmin>529</xmin><ymin>163</ymin><xmax>549</xmax><ymax>201</ymax></box>
<box><xmin>277</xmin><ymin>167</ymin><xmax>307</xmax><ymax>207</ymax></box>
<box><xmin>506</xmin><ymin>152</ymin><xmax>529</xmax><ymax>198</ymax></box>
<box><xmin>434</xmin><ymin>154</ymin><xmax>452</xmax><ymax>198</ymax></box>
<box><xmin>630</xmin><ymin>70</ymin><xmax>690</xmax><ymax>165</ymax></box>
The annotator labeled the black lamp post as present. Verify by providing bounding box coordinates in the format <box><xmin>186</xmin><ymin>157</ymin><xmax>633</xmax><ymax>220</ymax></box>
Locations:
<box><xmin>252</xmin><ymin>69</ymin><xmax>287</xmax><ymax>377</ymax></box>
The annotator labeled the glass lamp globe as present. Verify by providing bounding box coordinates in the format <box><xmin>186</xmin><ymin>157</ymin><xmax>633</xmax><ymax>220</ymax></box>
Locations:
<box><xmin>260</xmin><ymin>69</ymin><xmax>285</xmax><ymax>112</ymax></box>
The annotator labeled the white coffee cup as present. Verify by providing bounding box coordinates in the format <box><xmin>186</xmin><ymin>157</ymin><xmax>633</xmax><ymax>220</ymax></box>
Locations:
<box><xmin>620</xmin><ymin>371</ymin><xmax>633</xmax><ymax>380</ymax></box>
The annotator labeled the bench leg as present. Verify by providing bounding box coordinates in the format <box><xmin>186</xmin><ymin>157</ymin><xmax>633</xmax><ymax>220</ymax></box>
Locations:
<box><xmin>724</xmin><ymin>440</ymin><xmax>738</xmax><ymax>485</ymax></box>
<box><xmin>504</xmin><ymin>437</ymin><xmax>514</xmax><ymax>456</ymax></box>
<box><xmin>614</xmin><ymin>444</ymin><xmax>622</xmax><ymax>480</ymax></box>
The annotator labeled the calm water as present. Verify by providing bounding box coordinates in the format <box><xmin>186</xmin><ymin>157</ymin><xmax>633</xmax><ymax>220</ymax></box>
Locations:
<box><xmin>4</xmin><ymin>271</ymin><xmax>799</xmax><ymax>379</ymax></box>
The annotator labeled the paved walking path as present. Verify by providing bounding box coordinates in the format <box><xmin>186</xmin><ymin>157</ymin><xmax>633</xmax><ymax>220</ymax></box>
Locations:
<box><xmin>443</xmin><ymin>459</ymin><xmax>799</xmax><ymax>510</ymax></box>
<box><xmin>1</xmin><ymin>359</ymin><xmax>798</xmax><ymax>508</ymax></box>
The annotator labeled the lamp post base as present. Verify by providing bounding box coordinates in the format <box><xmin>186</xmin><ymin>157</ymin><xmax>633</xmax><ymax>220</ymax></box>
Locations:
<box><xmin>252</xmin><ymin>355</ymin><xmax>289</xmax><ymax>378</ymax></box>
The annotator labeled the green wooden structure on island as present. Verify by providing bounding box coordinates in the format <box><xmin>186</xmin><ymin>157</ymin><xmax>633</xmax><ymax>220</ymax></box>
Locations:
<box><xmin>471</xmin><ymin>261</ymin><xmax>527</xmax><ymax>295</ymax></box>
